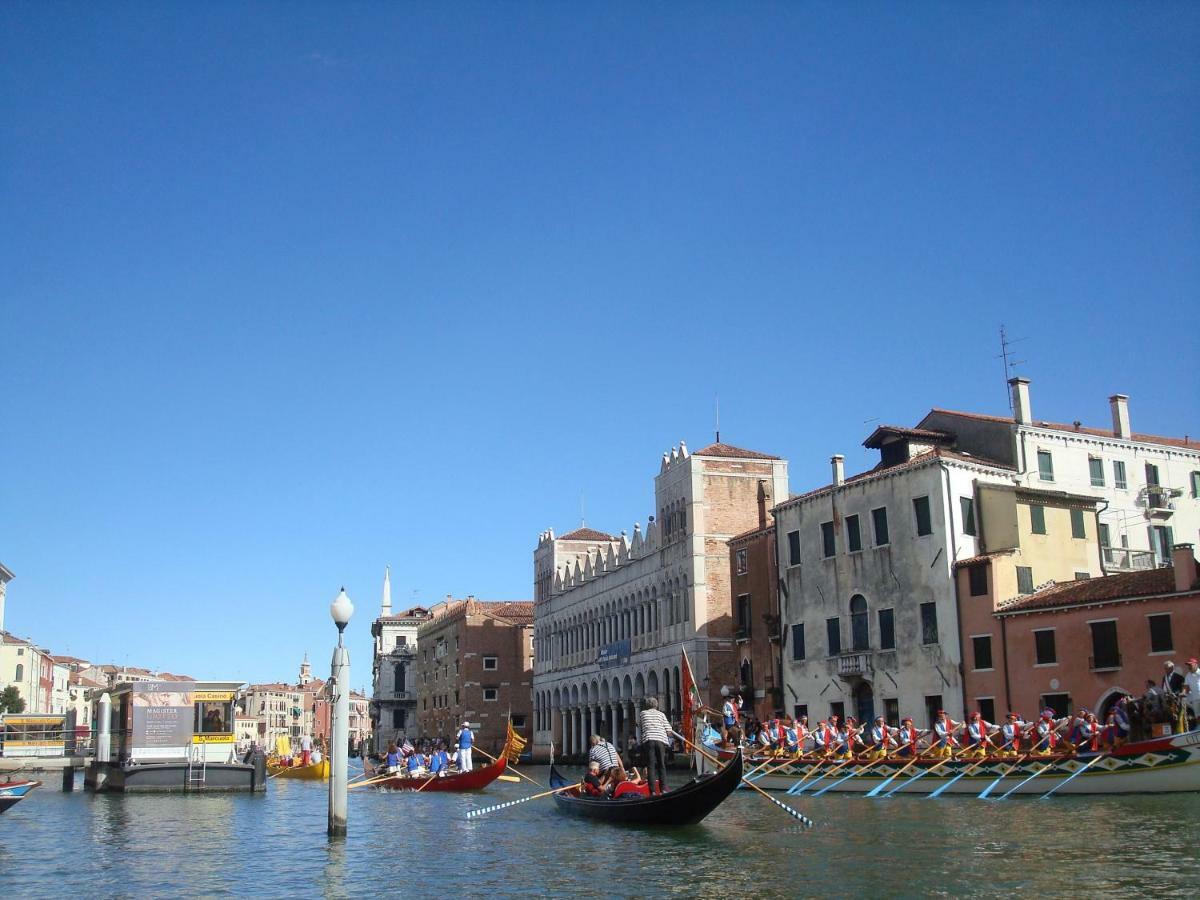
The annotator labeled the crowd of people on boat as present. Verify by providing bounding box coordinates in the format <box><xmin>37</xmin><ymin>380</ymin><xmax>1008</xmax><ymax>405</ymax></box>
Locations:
<box><xmin>379</xmin><ymin>721</ymin><xmax>477</xmax><ymax>779</ymax></box>
<box><xmin>273</xmin><ymin>733</ymin><xmax>324</xmax><ymax>768</ymax></box>
<box><xmin>581</xmin><ymin>697</ymin><xmax>687</xmax><ymax>800</ymax></box>
<box><xmin>699</xmin><ymin>658</ymin><xmax>1199</xmax><ymax>761</ymax></box>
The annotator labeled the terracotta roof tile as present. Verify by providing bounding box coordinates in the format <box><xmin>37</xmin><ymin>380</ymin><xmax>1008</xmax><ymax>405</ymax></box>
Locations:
<box><xmin>692</xmin><ymin>442</ymin><xmax>780</xmax><ymax>460</ymax></box>
<box><xmin>953</xmin><ymin>550</ymin><xmax>1017</xmax><ymax>569</ymax></box>
<box><xmin>559</xmin><ymin>527</ymin><xmax>617</xmax><ymax>542</ymax></box>
<box><xmin>925</xmin><ymin>409</ymin><xmax>1199</xmax><ymax>450</ymax></box>
<box><xmin>997</xmin><ymin>562</ymin><xmax>1197</xmax><ymax>614</ymax></box>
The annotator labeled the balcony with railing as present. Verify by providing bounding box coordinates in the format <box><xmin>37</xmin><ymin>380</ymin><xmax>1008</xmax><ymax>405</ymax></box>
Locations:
<box><xmin>836</xmin><ymin>652</ymin><xmax>874</xmax><ymax>677</ymax></box>
<box><xmin>1102</xmin><ymin>547</ymin><xmax>1157</xmax><ymax>571</ymax></box>
<box><xmin>372</xmin><ymin>690</ymin><xmax>414</xmax><ymax>702</ymax></box>
<box><xmin>1144</xmin><ymin>486</ymin><xmax>1180</xmax><ymax>519</ymax></box>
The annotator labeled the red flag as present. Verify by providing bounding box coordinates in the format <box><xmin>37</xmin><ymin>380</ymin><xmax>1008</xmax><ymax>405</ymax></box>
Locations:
<box><xmin>681</xmin><ymin>647</ymin><xmax>702</xmax><ymax>742</ymax></box>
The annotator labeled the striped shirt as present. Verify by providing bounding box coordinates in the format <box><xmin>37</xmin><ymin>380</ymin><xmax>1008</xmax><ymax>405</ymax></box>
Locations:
<box><xmin>588</xmin><ymin>740</ymin><xmax>620</xmax><ymax>772</ymax></box>
<box><xmin>638</xmin><ymin>708</ymin><xmax>674</xmax><ymax>746</ymax></box>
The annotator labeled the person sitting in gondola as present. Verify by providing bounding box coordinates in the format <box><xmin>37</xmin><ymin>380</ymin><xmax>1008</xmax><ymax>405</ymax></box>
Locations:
<box><xmin>868</xmin><ymin>716</ymin><xmax>896</xmax><ymax>759</ymax></box>
<box><xmin>699</xmin><ymin>718</ymin><xmax>722</xmax><ymax>752</ymax></box>
<box><xmin>932</xmin><ymin>710</ymin><xmax>960</xmax><ymax>758</ymax></box>
<box><xmin>895</xmin><ymin>716</ymin><xmax>921</xmax><ymax>757</ymax></box>
<box><xmin>582</xmin><ymin>761</ymin><xmax>605</xmax><ymax>797</ymax></box>
<box><xmin>964</xmin><ymin>712</ymin><xmax>997</xmax><ymax>757</ymax></box>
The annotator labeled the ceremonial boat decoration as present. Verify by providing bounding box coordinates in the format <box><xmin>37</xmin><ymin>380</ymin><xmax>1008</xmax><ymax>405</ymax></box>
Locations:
<box><xmin>715</xmin><ymin>729</ymin><xmax>1200</xmax><ymax>796</ymax></box>
<box><xmin>547</xmin><ymin>749</ymin><xmax>743</xmax><ymax>825</ymax></box>
<box><xmin>0</xmin><ymin>778</ymin><xmax>41</xmax><ymax>814</ymax></box>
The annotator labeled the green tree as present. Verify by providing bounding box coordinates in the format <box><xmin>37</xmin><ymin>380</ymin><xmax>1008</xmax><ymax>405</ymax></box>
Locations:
<box><xmin>0</xmin><ymin>685</ymin><xmax>25</xmax><ymax>714</ymax></box>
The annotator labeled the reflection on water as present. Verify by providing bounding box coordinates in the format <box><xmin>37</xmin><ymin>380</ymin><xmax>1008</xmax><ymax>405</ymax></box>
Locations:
<box><xmin>0</xmin><ymin>768</ymin><xmax>1196</xmax><ymax>898</ymax></box>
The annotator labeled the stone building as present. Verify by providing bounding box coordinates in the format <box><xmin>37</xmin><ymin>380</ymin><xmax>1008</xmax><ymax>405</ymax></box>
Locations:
<box><xmin>920</xmin><ymin>379</ymin><xmax>1200</xmax><ymax>570</ymax></box>
<box><xmin>532</xmin><ymin>440</ymin><xmax>788</xmax><ymax>759</ymax></box>
<box><xmin>415</xmin><ymin>598</ymin><xmax>534</xmax><ymax>754</ymax></box>
<box><xmin>774</xmin><ymin>429</ymin><xmax>1015</xmax><ymax>727</ymax></box>
<box><xmin>727</xmin><ymin>480</ymin><xmax>783</xmax><ymax>722</ymax></box>
<box><xmin>368</xmin><ymin>568</ymin><xmax>431</xmax><ymax>753</ymax></box>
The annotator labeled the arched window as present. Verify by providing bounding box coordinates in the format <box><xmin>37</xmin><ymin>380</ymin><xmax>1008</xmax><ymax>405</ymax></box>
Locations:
<box><xmin>850</xmin><ymin>594</ymin><xmax>869</xmax><ymax>651</ymax></box>
<box><xmin>14</xmin><ymin>663</ymin><xmax>23</xmax><ymax>682</ymax></box>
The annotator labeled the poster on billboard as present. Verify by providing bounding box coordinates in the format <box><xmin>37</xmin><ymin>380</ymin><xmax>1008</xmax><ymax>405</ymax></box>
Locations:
<box><xmin>131</xmin><ymin>681</ymin><xmax>196</xmax><ymax>760</ymax></box>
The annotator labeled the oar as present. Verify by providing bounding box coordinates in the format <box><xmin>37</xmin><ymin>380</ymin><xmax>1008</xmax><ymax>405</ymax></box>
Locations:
<box><xmin>863</xmin><ymin>752</ymin><xmax>923</xmax><ymax>798</ymax></box>
<box><xmin>748</xmin><ymin>753</ymin><xmax>810</xmax><ymax>784</ymax></box>
<box><xmin>927</xmin><ymin>739</ymin><xmax>1013</xmax><ymax>799</ymax></box>
<box><xmin>413</xmin><ymin>772</ymin><xmax>440</xmax><ymax>793</ymax></box>
<box><xmin>977</xmin><ymin>752</ymin><xmax>1031</xmax><ymax>800</ymax></box>
<box><xmin>811</xmin><ymin>757</ymin><xmax>888</xmax><ymax>797</ymax></box>
<box><xmin>348</xmin><ymin>771</ymin><xmax>401</xmax><ymax>790</ymax></box>
<box><xmin>466</xmin><ymin>783</ymin><xmax>579</xmax><ymax>819</ymax></box>
<box><xmin>497</xmin><ymin>774</ymin><xmax>521</xmax><ymax>783</ymax></box>
<box><xmin>785</xmin><ymin>756</ymin><xmax>835</xmax><ymax>795</ymax></box>
<box><xmin>737</xmin><ymin>754</ymin><xmax>787</xmax><ymax>789</ymax></box>
<box><xmin>474</xmin><ymin>746</ymin><xmax>543</xmax><ymax>789</ymax></box>
<box><xmin>794</xmin><ymin>755</ymin><xmax>856</xmax><ymax>796</ymax></box>
<box><xmin>995</xmin><ymin>757</ymin><xmax>1059</xmax><ymax>800</ymax></box>
<box><xmin>682</xmin><ymin>737</ymin><xmax>815</xmax><ymax>828</ymax></box>
<box><xmin>1039</xmin><ymin>753</ymin><xmax>1106</xmax><ymax>799</ymax></box>
<box><xmin>880</xmin><ymin>753</ymin><xmax>957</xmax><ymax>798</ymax></box>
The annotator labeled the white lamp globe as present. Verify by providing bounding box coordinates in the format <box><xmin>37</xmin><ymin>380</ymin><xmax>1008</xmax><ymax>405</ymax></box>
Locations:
<box><xmin>330</xmin><ymin>588</ymin><xmax>354</xmax><ymax>632</ymax></box>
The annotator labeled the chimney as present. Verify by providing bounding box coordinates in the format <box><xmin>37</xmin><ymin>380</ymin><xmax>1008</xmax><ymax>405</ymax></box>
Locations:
<box><xmin>1009</xmin><ymin>377</ymin><xmax>1032</xmax><ymax>425</ymax></box>
<box><xmin>756</xmin><ymin>480</ymin><xmax>769</xmax><ymax>528</ymax></box>
<box><xmin>831</xmin><ymin>454</ymin><xmax>845</xmax><ymax>487</ymax></box>
<box><xmin>1109</xmin><ymin>394</ymin><xmax>1130</xmax><ymax>439</ymax></box>
<box><xmin>1172</xmin><ymin>544</ymin><xmax>1197</xmax><ymax>592</ymax></box>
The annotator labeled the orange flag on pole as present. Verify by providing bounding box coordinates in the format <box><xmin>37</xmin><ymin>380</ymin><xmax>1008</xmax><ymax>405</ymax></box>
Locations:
<box><xmin>681</xmin><ymin>646</ymin><xmax>702</xmax><ymax>743</ymax></box>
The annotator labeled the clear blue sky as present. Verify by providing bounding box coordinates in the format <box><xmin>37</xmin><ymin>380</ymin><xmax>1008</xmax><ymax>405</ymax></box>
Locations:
<box><xmin>2</xmin><ymin>3</ymin><xmax>1197</xmax><ymax>686</ymax></box>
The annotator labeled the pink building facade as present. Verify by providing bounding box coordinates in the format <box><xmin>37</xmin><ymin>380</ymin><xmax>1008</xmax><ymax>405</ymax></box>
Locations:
<box><xmin>960</xmin><ymin>545</ymin><xmax>1200</xmax><ymax>721</ymax></box>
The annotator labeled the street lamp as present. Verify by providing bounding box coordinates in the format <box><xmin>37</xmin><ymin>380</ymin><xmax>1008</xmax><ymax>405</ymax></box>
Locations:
<box><xmin>328</xmin><ymin>587</ymin><xmax>353</xmax><ymax>838</ymax></box>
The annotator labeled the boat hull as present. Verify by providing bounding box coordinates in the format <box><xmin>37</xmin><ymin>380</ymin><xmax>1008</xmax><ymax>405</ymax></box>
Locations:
<box><xmin>0</xmin><ymin>779</ymin><xmax>41</xmax><ymax>813</ymax></box>
<box><xmin>718</xmin><ymin>730</ymin><xmax>1200</xmax><ymax>796</ymax></box>
<box><xmin>548</xmin><ymin>750</ymin><xmax>742</xmax><ymax>825</ymax></box>
<box><xmin>268</xmin><ymin>758</ymin><xmax>329</xmax><ymax>781</ymax></box>
<box><xmin>368</xmin><ymin>755</ymin><xmax>508</xmax><ymax>792</ymax></box>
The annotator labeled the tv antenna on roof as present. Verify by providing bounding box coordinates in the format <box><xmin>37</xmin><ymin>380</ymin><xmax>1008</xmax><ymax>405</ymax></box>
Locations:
<box><xmin>997</xmin><ymin>324</ymin><xmax>1027</xmax><ymax>411</ymax></box>
<box><xmin>580</xmin><ymin>492</ymin><xmax>586</xmax><ymax>529</ymax></box>
<box><xmin>715</xmin><ymin>394</ymin><xmax>720</xmax><ymax>443</ymax></box>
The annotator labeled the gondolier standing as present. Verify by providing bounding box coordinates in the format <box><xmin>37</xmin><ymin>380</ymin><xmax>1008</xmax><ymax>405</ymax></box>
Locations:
<box><xmin>457</xmin><ymin>721</ymin><xmax>474</xmax><ymax>773</ymax></box>
<box><xmin>638</xmin><ymin>697</ymin><xmax>685</xmax><ymax>795</ymax></box>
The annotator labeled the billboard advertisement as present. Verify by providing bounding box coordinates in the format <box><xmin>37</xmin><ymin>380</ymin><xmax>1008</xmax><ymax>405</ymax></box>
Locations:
<box><xmin>131</xmin><ymin>681</ymin><xmax>196</xmax><ymax>760</ymax></box>
<box><xmin>598</xmin><ymin>640</ymin><xmax>631</xmax><ymax>669</ymax></box>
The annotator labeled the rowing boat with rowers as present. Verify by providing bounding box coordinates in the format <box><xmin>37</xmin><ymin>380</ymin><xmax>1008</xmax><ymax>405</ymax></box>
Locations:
<box><xmin>713</xmin><ymin>728</ymin><xmax>1200</xmax><ymax>795</ymax></box>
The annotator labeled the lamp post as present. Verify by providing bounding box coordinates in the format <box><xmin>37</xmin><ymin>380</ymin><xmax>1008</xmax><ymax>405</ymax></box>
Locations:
<box><xmin>328</xmin><ymin>587</ymin><xmax>354</xmax><ymax>838</ymax></box>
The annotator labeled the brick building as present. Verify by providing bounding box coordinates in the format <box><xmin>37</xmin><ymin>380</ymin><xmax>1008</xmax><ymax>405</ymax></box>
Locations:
<box><xmin>415</xmin><ymin>598</ymin><xmax>534</xmax><ymax>754</ymax></box>
<box><xmin>728</xmin><ymin>479</ymin><xmax>783</xmax><ymax>721</ymax></box>
<box><xmin>532</xmin><ymin>440</ymin><xmax>788</xmax><ymax>760</ymax></box>
<box><xmin>961</xmin><ymin>544</ymin><xmax>1200</xmax><ymax>721</ymax></box>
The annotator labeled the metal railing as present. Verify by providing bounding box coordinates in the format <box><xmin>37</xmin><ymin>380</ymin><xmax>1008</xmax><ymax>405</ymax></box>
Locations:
<box><xmin>1102</xmin><ymin>547</ymin><xmax>1156</xmax><ymax>571</ymax></box>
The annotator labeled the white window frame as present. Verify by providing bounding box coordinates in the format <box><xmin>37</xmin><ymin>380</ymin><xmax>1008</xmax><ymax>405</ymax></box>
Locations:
<box><xmin>735</xmin><ymin>548</ymin><xmax>748</xmax><ymax>575</ymax></box>
<box><xmin>482</xmin><ymin>656</ymin><xmax>498</xmax><ymax>671</ymax></box>
<box><xmin>482</xmin><ymin>687</ymin><xmax>499</xmax><ymax>702</ymax></box>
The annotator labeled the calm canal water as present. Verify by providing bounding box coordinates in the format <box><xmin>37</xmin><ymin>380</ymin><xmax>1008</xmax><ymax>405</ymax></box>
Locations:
<box><xmin>1</xmin><ymin>766</ymin><xmax>1196</xmax><ymax>898</ymax></box>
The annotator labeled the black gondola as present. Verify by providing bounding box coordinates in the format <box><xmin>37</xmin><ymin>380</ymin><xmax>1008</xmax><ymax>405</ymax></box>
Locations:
<box><xmin>547</xmin><ymin>750</ymin><xmax>743</xmax><ymax>826</ymax></box>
